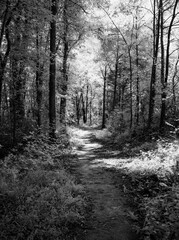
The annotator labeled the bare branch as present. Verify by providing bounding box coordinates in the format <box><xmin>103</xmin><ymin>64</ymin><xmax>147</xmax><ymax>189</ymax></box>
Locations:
<box><xmin>68</xmin><ymin>0</ymin><xmax>89</xmax><ymax>14</ymax></box>
<box><xmin>97</xmin><ymin>3</ymin><xmax>129</xmax><ymax>47</ymax></box>
<box><xmin>169</xmin><ymin>47</ymin><xmax>179</xmax><ymax>56</ymax></box>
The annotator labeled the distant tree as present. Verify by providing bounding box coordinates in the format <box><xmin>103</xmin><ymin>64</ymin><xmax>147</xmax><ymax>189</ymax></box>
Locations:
<box><xmin>59</xmin><ymin>0</ymin><xmax>86</xmax><ymax>124</ymax></box>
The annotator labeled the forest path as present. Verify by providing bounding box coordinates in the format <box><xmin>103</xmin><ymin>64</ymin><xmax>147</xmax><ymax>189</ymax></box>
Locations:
<box><xmin>70</xmin><ymin>127</ymin><xmax>139</xmax><ymax>240</ymax></box>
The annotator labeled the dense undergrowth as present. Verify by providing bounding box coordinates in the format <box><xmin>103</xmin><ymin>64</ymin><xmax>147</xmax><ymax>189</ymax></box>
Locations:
<box><xmin>109</xmin><ymin>129</ymin><xmax>179</xmax><ymax>240</ymax></box>
<box><xmin>1</xmin><ymin>124</ymin><xmax>179</xmax><ymax>240</ymax></box>
<box><xmin>0</xmin><ymin>131</ymin><xmax>86</xmax><ymax>240</ymax></box>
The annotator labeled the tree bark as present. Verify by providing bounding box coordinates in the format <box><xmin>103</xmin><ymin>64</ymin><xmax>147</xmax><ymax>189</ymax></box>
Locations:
<box><xmin>60</xmin><ymin>0</ymin><xmax>68</xmax><ymax>124</ymax></box>
<box><xmin>160</xmin><ymin>0</ymin><xmax>178</xmax><ymax>129</ymax></box>
<box><xmin>11</xmin><ymin>17</ymin><xmax>27</xmax><ymax>127</ymax></box>
<box><xmin>49</xmin><ymin>0</ymin><xmax>57</xmax><ymax>137</ymax></box>
<box><xmin>102</xmin><ymin>66</ymin><xmax>107</xmax><ymax>129</ymax></box>
<box><xmin>159</xmin><ymin>0</ymin><xmax>165</xmax><ymax>129</ymax></box>
<box><xmin>0</xmin><ymin>22</ymin><xmax>11</xmax><ymax>120</ymax></box>
<box><xmin>171</xmin><ymin>54</ymin><xmax>179</xmax><ymax>117</ymax></box>
<box><xmin>148</xmin><ymin>0</ymin><xmax>160</xmax><ymax>129</ymax></box>
<box><xmin>76</xmin><ymin>94</ymin><xmax>80</xmax><ymax>125</ymax></box>
<box><xmin>89</xmin><ymin>87</ymin><xmax>93</xmax><ymax>125</ymax></box>
<box><xmin>135</xmin><ymin>11</ymin><xmax>140</xmax><ymax>126</ymax></box>
<box><xmin>113</xmin><ymin>46</ymin><xmax>119</xmax><ymax>110</ymax></box>
<box><xmin>36</xmin><ymin>31</ymin><xmax>44</xmax><ymax>128</ymax></box>
<box><xmin>129</xmin><ymin>49</ymin><xmax>133</xmax><ymax>129</ymax></box>
<box><xmin>85</xmin><ymin>83</ymin><xmax>89</xmax><ymax>123</ymax></box>
<box><xmin>121</xmin><ymin>85</ymin><xmax>125</xmax><ymax>121</ymax></box>
<box><xmin>81</xmin><ymin>93</ymin><xmax>86</xmax><ymax>123</ymax></box>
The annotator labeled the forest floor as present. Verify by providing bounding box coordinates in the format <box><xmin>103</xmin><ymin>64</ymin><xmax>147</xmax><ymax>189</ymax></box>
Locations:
<box><xmin>69</xmin><ymin>127</ymin><xmax>140</xmax><ymax>240</ymax></box>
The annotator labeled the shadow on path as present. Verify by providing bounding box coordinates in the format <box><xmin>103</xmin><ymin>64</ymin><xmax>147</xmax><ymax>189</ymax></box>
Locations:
<box><xmin>71</xmin><ymin>128</ymin><xmax>140</xmax><ymax>240</ymax></box>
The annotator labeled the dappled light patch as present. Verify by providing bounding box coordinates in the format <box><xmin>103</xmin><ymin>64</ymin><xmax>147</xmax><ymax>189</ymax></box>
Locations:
<box><xmin>125</xmin><ymin>139</ymin><xmax>179</xmax><ymax>176</ymax></box>
<box><xmin>82</xmin><ymin>142</ymin><xmax>102</xmax><ymax>150</ymax></box>
<box><xmin>94</xmin><ymin>129</ymin><xmax>113</xmax><ymax>140</ymax></box>
<box><xmin>118</xmin><ymin>139</ymin><xmax>179</xmax><ymax>240</ymax></box>
<box><xmin>71</xmin><ymin>127</ymin><xmax>139</xmax><ymax>239</ymax></box>
<box><xmin>90</xmin><ymin>158</ymin><xmax>132</xmax><ymax>169</ymax></box>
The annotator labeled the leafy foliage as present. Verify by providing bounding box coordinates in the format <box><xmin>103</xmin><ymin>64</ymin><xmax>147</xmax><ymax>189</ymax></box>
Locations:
<box><xmin>0</xmin><ymin>134</ymin><xmax>86</xmax><ymax>240</ymax></box>
<box><xmin>142</xmin><ymin>185</ymin><xmax>179</xmax><ymax>240</ymax></box>
<box><xmin>120</xmin><ymin>137</ymin><xmax>179</xmax><ymax>240</ymax></box>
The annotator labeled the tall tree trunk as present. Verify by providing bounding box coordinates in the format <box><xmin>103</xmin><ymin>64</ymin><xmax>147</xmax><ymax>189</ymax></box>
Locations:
<box><xmin>11</xmin><ymin>18</ymin><xmax>27</xmax><ymax>130</ymax></box>
<box><xmin>0</xmin><ymin>65</ymin><xmax>5</xmax><ymax>119</ymax></box>
<box><xmin>113</xmin><ymin>46</ymin><xmax>119</xmax><ymax>110</ymax></box>
<box><xmin>60</xmin><ymin>0</ymin><xmax>68</xmax><ymax>124</ymax></box>
<box><xmin>171</xmin><ymin>54</ymin><xmax>179</xmax><ymax>117</ymax></box>
<box><xmin>10</xmin><ymin>57</ymin><xmax>17</xmax><ymax>144</ymax></box>
<box><xmin>148</xmin><ymin>0</ymin><xmax>160</xmax><ymax>129</ymax></box>
<box><xmin>102</xmin><ymin>66</ymin><xmax>107</xmax><ymax>129</ymax></box>
<box><xmin>75</xmin><ymin>92</ymin><xmax>81</xmax><ymax>125</ymax></box>
<box><xmin>36</xmin><ymin>31</ymin><xmax>44</xmax><ymax>128</ymax></box>
<box><xmin>135</xmin><ymin>12</ymin><xmax>140</xmax><ymax>126</ymax></box>
<box><xmin>49</xmin><ymin>0</ymin><xmax>57</xmax><ymax>137</ymax></box>
<box><xmin>118</xmin><ymin>83</ymin><xmax>121</xmax><ymax>109</ymax></box>
<box><xmin>0</xmin><ymin>27</ymin><xmax>11</xmax><ymax>121</ymax></box>
<box><xmin>129</xmin><ymin>49</ymin><xmax>133</xmax><ymax>129</ymax></box>
<box><xmin>121</xmin><ymin>85</ymin><xmax>125</xmax><ymax>121</ymax></box>
<box><xmin>85</xmin><ymin>83</ymin><xmax>89</xmax><ymax>123</ymax></box>
<box><xmin>159</xmin><ymin>0</ymin><xmax>165</xmax><ymax>129</ymax></box>
<box><xmin>160</xmin><ymin>0</ymin><xmax>178</xmax><ymax>129</ymax></box>
<box><xmin>89</xmin><ymin>87</ymin><xmax>93</xmax><ymax>125</ymax></box>
<box><xmin>81</xmin><ymin>93</ymin><xmax>86</xmax><ymax>124</ymax></box>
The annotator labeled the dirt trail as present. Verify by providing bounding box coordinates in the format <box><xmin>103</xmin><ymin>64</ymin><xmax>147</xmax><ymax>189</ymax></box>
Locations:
<box><xmin>71</xmin><ymin>128</ymin><xmax>139</xmax><ymax>240</ymax></box>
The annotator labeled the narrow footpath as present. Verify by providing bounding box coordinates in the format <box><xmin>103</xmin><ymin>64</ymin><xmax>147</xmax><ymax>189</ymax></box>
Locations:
<box><xmin>70</xmin><ymin>128</ymin><xmax>139</xmax><ymax>240</ymax></box>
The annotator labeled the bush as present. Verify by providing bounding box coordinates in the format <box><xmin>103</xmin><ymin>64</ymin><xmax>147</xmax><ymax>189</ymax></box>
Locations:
<box><xmin>142</xmin><ymin>184</ymin><xmax>179</xmax><ymax>240</ymax></box>
<box><xmin>125</xmin><ymin>139</ymin><xmax>179</xmax><ymax>240</ymax></box>
<box><xmin>0</xmin><ymin>134</ymin><xmax>86</xmax><ymax>240</ymax></box>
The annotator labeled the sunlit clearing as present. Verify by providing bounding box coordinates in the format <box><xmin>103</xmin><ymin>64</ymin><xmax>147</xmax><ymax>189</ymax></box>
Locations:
<box><xmin>90</xmin><ymin>140</ymin><xmax>179</xmax><ymax>177</ymax></box>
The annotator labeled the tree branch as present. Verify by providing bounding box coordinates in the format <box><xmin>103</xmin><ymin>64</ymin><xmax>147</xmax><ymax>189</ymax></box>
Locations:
<box><xmin>97</xmin><ymin>3</ymin><xmax>129</xmax><ymax>47</ymax></box>
<box><xmin>68</xmin><ymin>0</ymin><xmax>89</xmax><ymax>14</ymax></box>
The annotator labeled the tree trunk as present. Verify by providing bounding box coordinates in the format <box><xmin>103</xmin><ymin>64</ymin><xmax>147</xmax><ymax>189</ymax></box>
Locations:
<box><xmin>159</xmin><ymin>0</ymin><xmax>165</xmax><ymax>129</ymax></box>
<box><xmin>121</xmin><ymin>85</ymin><xmax>125</xmax><ymax>121</ymax></box>
<box><xmin>113</xmin><ymin>46</ymin><xmax>119</xmax><ymax>110</ymax></box>
<box><xmin>85</xmin><ymin>83</ymin><xmax>89</xmax><ymax>123</ymax></box>
<box><xmin>129</xmin><ymin>49</ymin><xmax>133</xmax><ymax>129</ymax></box>
<box><xmin>102</xmin><ymin>66</ymin><xmax>107</xmax><ymax>129</ymax></box>
<box><xmin>148</xmin><ymin>0</ymin><xmax>160</xmax><ymax>129</ymax></box>
<box><xmin>11</xmin><ymin>20</ymin><xmax>26</xmax><ymax>127</ymax></box>
<box><xmin>36</xmin><ymin>30</ymin><xmax>44</xmax><ymax>128</ymax></box>
<box><xmin>160</xmin><ymin>0</ymin><xmax>178</xmax><ymax>129</ymax></box>
<box><xmin>171</xmin><ymin>54</ymin><xmax>179</xmax><ymax>117</ymax></box>
<box><xmin>0</xmin><ymin>28</ymin><xmax>11</xmax><ymax>121</ymax></box>
<box><xmin>81</xmin><ymin>93</ymin><xmax>86</xmax><ymax>124</ymax></box>
<box><xmin>0</xmin><ymin>66</ymin><xmax>5</xmax><ymax>119</ymax></box>
<box><xmin>49</xmin><ymin>0</ymin><xmax>57</xmax><ymax>137</ymax></box>
<box><xmin>75</xmin><ymin>93</ymin><xmax>81</xmax><ymax>125</ymax></box>
<box><xmin>135</xmin><ymin>12</ymin><xmax>140</xmax><ymax>126</ymax></box>
<box><xmin>60</xmin><ymin>0</ymin><xmax>68</xmax><ymax>124</ymax></box>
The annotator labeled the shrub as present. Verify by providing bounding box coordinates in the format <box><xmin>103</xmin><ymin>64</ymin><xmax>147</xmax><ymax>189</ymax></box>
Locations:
<box><xmin>142</xmin><ymin>184</ymin><xmax>179</xmax><ymax>240</ymax></box>
<box><xmin>0</xmin><ymin>134</ymin><xmax>86</xmax><ymax>240</ymax></box>
<box><xmin>125</xmin><ymin>139</ymin><xmax>179</xmax><ymax>240</ymax></box>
